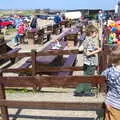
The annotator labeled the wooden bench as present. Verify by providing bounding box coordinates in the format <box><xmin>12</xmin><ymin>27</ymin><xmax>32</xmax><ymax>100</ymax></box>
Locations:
<box><xmin>57</xmin><ymin>54</ymin><xmax>77</xmax><ymax>76</ymax></box>
<box><xmin>0</xmin><ymin>41</ymin><xmax>21</xmax><ymax>65</ymax></box>
<box><xmin>64</xmin><ymin>33</ymin><xmax>78</xmax><ymax>47</ymax></box>
<box><xmin>7</xmin><ymin>48</ymin><xmax>21</xmax><ymax>54</ymax></box>
<box><xmin>7</xmin><ymin>47</ymin><xmax>21</xmax><ymax>63</ymax></box>
<box><xmin>37</xmin><ymin>28</ymin><xmax>51</xmax><ymax>44</ymax></box>
<box><xmin>52</xmin><ymin>23</ymin><xmax>63</xmax><ymax>35</ymax></box>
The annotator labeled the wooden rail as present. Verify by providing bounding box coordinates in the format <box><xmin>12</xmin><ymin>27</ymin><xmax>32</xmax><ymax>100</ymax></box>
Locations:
<box><xmin>0</xmin><ymin>75</ymin><xmax>106</xmax><ymax>120</ymax></box>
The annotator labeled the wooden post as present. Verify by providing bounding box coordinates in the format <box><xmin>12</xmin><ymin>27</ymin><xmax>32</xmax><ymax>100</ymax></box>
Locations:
<box><xmin>31</xmin><ymin>49</ymin><xmax>37</xmax><ymax>76</ymax></box>
<box><xmin>31</xmin><ymin>50</ymin><xmax>41</xmax><ymax>91</ymax></box>
<box><xmin>0</xmin><ymin>72</ymin><xmax>9</xmax><ymax>120</ymax></box>
<box><xmin>27</xmin><ymin>31</ymin><xmax>35</xmax><ymax>45</ymax></box>
<box><xmin>98</xmin><ymin>44</ymin><xmax>110</xmax><ymax>73</ymax></box>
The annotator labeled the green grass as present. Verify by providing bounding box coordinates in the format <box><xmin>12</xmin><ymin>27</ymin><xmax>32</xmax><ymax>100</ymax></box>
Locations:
<box><xmin>6</xmin><ymin>28</ymin><xmax>17</xmax><ymax>35</ymax></box>
<box><xmin>6</xmin><ymin>88</ymin><xmax>33</xmax><ymax>93</ymax></box>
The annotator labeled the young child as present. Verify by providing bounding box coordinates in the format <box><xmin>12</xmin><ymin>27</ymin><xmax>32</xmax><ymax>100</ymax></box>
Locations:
<box><xmin>14</xmin><ymin>22</ymin><xmax>25</xmax><ymax>45</ymax></box>
<box><xmin>102</xmin><ymin>45</ymin><xmax>120</xmax><ymax>120</ymax></box>
<box><xmin>74</xmin><ymin>24</ymin><xmax>101</xmax><ymax>96</ymax></box>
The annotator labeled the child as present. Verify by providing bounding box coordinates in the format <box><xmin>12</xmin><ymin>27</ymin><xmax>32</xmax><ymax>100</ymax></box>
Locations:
<box><xmin>102</xmin><ymin>45</ymin><xmax>120</xmax><ymax>120</ymax></box>
<box><xmin>14</xmin><ymin>22</ymin><xmax>25</xmax><ymax>45</ymax></box>
<box><xmin>74</xmin><ymin>24</ymin><xmax>101</xmax><ymax>96</ymax></box>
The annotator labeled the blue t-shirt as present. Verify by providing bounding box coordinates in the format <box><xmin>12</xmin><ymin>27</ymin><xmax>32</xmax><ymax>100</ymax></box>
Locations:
<box><xmin>54</xmin><ymin>16</ymin><xmax>61</xmax><ymax>24</ymax></box>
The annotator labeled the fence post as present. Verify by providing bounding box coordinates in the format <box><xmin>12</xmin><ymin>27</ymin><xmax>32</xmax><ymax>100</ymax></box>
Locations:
<box><xmin>31</xmin><ymin>49</ymin><xmax>41</xmax><ymax>91</ymax></box>
<box><xmin>98</xmin><ymin>44</ymin><xmax>110</xmax><ymax>74</ymax></box>
<box><xmin>31</xmin><ymin>49</ymin><xmax>37</xmax><ymax>76</ymax></box>
<box><xmin>0</xmin><ymin>71</ymin><xmax>9</xmax><ymax>120</ymax></box>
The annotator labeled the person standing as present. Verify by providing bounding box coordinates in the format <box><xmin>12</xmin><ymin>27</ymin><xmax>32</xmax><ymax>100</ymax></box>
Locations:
<box><xmin>30</xmin><ymin>15</ymin><xmax>38</xmax><ymax>30</ymax></box>
<box><xmin>74</xmin><ymin>24</ymin><xmax>101</xmax><ymax>96</ymax></box>
<box><xmin>54</xmin><ymin>13</ymin><xmax>61</xmax><ymax>24</ymax></box>
<box><xmin>102</xmin><ymin>45</ymin><xmax>120</xmax><ymax>120</ymax></box>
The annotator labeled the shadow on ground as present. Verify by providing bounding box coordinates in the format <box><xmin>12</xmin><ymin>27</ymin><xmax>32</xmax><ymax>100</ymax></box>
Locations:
<box><xmin>6</xmin><ymin>108</ymin><xmax>95</xmax><ymax>120</ymax></box>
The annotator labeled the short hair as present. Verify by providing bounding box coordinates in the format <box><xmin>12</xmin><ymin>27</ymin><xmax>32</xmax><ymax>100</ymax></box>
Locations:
<box><xmin>109</xmin><ymin>45</ymin><xmax>120</xmax><ymax>65</ymax></box>
<box><xmin>85</xmin><ymin>24</ymin><xmax>98</xmax><ymax>36</ymax></box>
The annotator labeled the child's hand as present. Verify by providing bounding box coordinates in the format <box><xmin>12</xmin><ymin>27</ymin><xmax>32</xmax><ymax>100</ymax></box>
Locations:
<box><xmin>97</xmin><ymin>47</ymin><xmax>102</xmax><ymax>52</ymax></box>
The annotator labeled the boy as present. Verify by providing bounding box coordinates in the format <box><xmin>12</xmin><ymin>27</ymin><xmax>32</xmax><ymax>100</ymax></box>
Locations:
<box><xmin>14</xmin><ymin>22</ymin><xmax>25</xmax><ymax>45</ymax></box>
<box><xmin>74</xmin><ymin>24</ymin><xmax>101</xmax><ymax>96</ymax></box>
<box><xmin>102</xmin><ymin>45</ymin><xmax>120</xmax><ymax>120</ymax></box>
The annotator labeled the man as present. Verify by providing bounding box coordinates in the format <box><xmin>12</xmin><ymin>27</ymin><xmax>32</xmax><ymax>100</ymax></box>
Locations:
<box><xmin>54</xmin><ymin>13</ymin><xmax>61</xmax><ymax>24</ymax></box>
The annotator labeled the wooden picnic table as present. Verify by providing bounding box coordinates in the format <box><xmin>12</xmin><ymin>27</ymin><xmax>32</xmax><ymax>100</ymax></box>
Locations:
<box><xmin>64</xmin><ymin>28</ymin><xmax>79</xmax><ymax>47</ymax></box>
<box><xmin>27</xmin><ymin>41</ymin><xmax>67</xmax><ymax>65</ymax></box>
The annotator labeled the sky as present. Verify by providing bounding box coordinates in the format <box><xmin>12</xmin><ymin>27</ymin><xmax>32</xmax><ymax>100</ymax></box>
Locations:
<box><xmin>0</xmin><ymin>0</ymin><xmax>117</xmax><ymax>10</ymax></box>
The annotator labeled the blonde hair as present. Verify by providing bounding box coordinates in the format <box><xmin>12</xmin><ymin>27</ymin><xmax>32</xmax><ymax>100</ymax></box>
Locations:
<box><xmin>85</xmin><ymin>24</ymin><xmax>98</xmax><ymax>36</ymax></box>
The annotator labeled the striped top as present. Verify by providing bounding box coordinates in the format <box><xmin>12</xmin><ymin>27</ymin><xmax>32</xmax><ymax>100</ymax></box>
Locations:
<box><xmin>102</xmin><ymin>66</ymin><xmax>120</xmax><ymax>109</ymax></box>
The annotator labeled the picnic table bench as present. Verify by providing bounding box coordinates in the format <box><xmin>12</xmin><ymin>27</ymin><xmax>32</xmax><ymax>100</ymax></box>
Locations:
<box><xmin>0</xmin><ymin>35</ymin><xmax>21</xmax><ymax>65</ymax></box>
<box><xmin>25</xmin><ymin>27</ymin><xmax>51</xmax><ymax>45</ymax></box>
<box><xmin>52</xmin><ymin>23</ymin><xmax>63</xmax><ymax>35</ymax></box>
<box><xmin>57</xmin><ymin>54</ymin><xmax>77</xmax><ymax>76</ymax></box>
<box><xmin>18</xmin><ymin>41</ymin><xmax>67</xmax><ymax>75</ymax></box>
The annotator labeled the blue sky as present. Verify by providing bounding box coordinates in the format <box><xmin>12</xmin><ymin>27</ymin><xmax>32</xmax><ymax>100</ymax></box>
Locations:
<box><xmin>0</xmin><ymin>0</ymin><xmax>117</xmax><ymax>10</ymax></box>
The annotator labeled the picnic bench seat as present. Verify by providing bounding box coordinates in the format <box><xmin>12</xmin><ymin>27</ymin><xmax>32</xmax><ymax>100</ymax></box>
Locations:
<box><xmin>7</xmin><ymin>47</ymin><xmax>21</xmax><ymax>63</ymax></box>
<box><xmin>7</xmin><ymin>47</ymin><xmax>21</xmax><ymax>54</ymax></box>
<box><xmin>18</xmin><ymin>61</ymin><xmax>31</xmax><ymax>69</ymax></box>
<box><xmin>0</xmin><ymin>40</ymin><xmax>21</xmax><ymax>64</ymax></box>
<box><xmin>52</xmin><ymin>23</ymin><xmax>63</xmax><ymax>35</ymax></box>
<box><xmin>57</xmin><ymin>54</ymin><xmax>77</xmax><ymax>76</ymax></box>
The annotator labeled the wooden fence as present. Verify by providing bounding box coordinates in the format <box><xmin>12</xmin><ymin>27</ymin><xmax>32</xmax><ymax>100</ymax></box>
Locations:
<box><xmin>0</xmin><ymin>48</ymin><xmax>108</xmax><ymax>120</ymax></box>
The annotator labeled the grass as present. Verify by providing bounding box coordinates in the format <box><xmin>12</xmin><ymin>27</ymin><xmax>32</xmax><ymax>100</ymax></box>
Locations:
<box><xmin>6</xmin><ymin>28</ymin><xmax>17</xmax><ymax>35</ymax></box>
<box><xmin>6</xmin><ymin>88</ymin><xmax>33</xmax><ymax>93</ymax></box>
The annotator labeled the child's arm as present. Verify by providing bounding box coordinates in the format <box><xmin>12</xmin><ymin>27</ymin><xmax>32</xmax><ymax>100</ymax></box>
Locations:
<box><xmin>86</xmin><ymin>47</ymin><xmax>102</xmax><ymax>56</ymax></box>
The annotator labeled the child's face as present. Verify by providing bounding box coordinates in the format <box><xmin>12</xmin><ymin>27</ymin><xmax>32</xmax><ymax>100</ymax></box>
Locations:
<box><xmin>91</xmin><ymin>31</ymin><xmax>97</xmax><ymax>38</ymax></box>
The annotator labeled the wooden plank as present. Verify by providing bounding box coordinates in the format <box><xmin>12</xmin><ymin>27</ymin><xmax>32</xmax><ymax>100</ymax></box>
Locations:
<box><xmin>0</xmin><ymin>52</ymin><xmax>31</xmax><ymax>59</ymax></box>
<box><xmin>1</xmin><ymin>66</ymin><xmax>97</xmax><ymax>73</ymax></box>
<box><xmin>0</xmin><ymin>76</ymin><xmax>38</xmax><ymax>87</ymax></box>
<box><xmin>2</xmin><ymin>68</ymin><xmax>32</xmax><ymax>73</ymax></box>
<box><xmin>0</xmin><ymin>100</ymin><xmax>104</xmax><ymax>110</ymax></box>
<box><xmin>7</xmin><ymin>48</ymin><xmax>21</xmax><ymax>54</ymax></box>
<box><xmin>0</xmin><ymin>49</ymin><xmax>82</xmax><ymax>60</ymax></box>
<box><xmin>37</xmin><ymin>49</ymin><xmax>82</xmax><ymax>56</ymax></box>
<box><xmin>37</xmin><ymin>66</ymin><xmax>83</xmax><ymax>73</ymax></box>
<box><xmin>0</xmin><ymin>76</ymin><xmax>106</xmax><ymax>88</ymax></box>
<box><xmin>18</xmin><ymin>62</ymin><xmax>31</xmax><ymax>69</ymax></box>
<box><xmin>35</xmin><ymin>76</ymin><xmax>106</xmax><ymax>88</ymax></box>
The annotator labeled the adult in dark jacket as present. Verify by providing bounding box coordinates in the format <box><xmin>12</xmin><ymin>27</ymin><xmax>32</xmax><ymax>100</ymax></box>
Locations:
<box><xmin>30</xmin><ymin>16</ymin><xmax>37</xmax><ymax>29</ymax></box>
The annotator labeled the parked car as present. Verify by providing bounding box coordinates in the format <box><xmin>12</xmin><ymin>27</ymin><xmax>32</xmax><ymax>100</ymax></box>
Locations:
<box><xmin>0</xmin><ymin>18</ymin><xmax>14</xmax><ymax>29</ymax></box>
<box><xmin>7</xmin><ymin>17</ymin><xmax>16</xmax><ymax>28</ymax></box>
<box><xmin>23</xmin><ymin>16</ymin><xmax>32</xmax><ymax>23</ymax></box>
<box><xmin>83</xmin><ymin>15</ymin><xmax>94</xmax><ymax>20</ymax></box>
<box><xmin>36</xmin><ymin>15</ymin><xmax>49</xmax><ymax>20</ymax></box>
<box><xmin>47</xmin><ymin>15</ymin><xmax>55</xmax><ymax>20</ymax></box>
